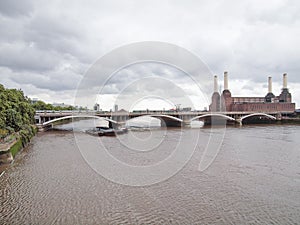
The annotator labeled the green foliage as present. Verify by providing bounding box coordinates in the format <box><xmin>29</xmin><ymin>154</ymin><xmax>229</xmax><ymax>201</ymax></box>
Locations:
<box><xmin>0</xmin><ymin>113</ymin><xmax>5</xmax><ymax>129</ymax></box>
<box><xmin>10</xmin><ymin>139</ymin><xmax>23</xmax><ymax>157</ymax></box>
<box><xmin>31</xmin><ymin>100</ymin><xmax>48</xmax><ymax>110</ymax></box>
<box><xmin>0</xmin><ymin>84</ymin><xmax>35</xmax><ymax>133</ymax></box>
<box><xmin>0</xmin><ymin>84</ymin><xmax>38</xmax><ymax>160</ymax></box>
<box><xmin>5</xmin><ymin>109</ymin><xmax>23</xmax><ymax>131</ymax></box>
<box><xmin>32</xmin><ymin>100</ymin><xmax>75</xmax><ymax>111</ymax></box>
<box><xmin>19</xmin><ymin>129</ymin><xmax>30</xmax><ymax>145</ymax></box>
<box><xmin>19</xmin><ymin>124</ymin><xmax>36</xmax><ymax>146</ymax></box>
<box><xmin>0</xmin><ymin>129</ymin><xmax>8</xmax><ymax>139</ymax></box>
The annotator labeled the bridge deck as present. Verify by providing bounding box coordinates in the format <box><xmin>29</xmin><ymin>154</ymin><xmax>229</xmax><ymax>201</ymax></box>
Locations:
<box><xmin>35</xmin><ymin>111</ymin><xmax>285</xmax><ymax>117</ymax></box>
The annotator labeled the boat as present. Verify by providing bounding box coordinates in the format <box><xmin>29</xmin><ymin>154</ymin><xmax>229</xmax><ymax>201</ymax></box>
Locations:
<box><xmin>97</xmin><ymin>127</ymin><xmax>115</xmax><ymax>136</ymax></box>
<box><xmin>85</xmin><ymin>126</ymin><xmax>128</xmax><ymax>137</ymax></box>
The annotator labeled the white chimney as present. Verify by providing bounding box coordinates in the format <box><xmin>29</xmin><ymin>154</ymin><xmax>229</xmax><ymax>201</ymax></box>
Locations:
<box><xmin>224</xmin><ymin>71</ymin><xmax>229</xmax><ymax>90</ymax></box>
<box><xmin>268</xmin><ymin>76</ymin><xmax>272</xmax><ymax>93</ymax></box>
<box><xmin>214</xmin><ymin>75</ymin><xmax>218</xmax><ymax>92</ymax></box>
<box><xmin>283</xmin><ymin>73</ymin><xmax>287</xmax><ymax>89</ymax></box>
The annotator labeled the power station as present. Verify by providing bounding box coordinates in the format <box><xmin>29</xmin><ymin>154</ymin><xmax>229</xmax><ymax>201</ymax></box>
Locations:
<box><xmin>209</xmin><ymin>72</ymin><xmax>295</xmax><ymax>115</ymax></box>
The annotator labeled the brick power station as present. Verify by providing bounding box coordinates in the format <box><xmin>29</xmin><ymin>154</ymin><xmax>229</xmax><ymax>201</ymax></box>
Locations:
<box><xmin>209</xmin><ymin>72</ymin><xmax>295</xmax><ymax>115</ymax></box>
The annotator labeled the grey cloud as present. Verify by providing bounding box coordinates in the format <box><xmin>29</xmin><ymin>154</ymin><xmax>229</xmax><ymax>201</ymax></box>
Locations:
<box><xmin>0</xmin><ymin>42</ymin><xmax>61</xmax><ymax>72</ymax></box>
<box><xmin>0</xmin><ymin>0</ymin><xmax>300</xmax><ymax>108</ymax></box>
<box><xmin>242</xmin><ymin>84</ymin><xmax>255</xmax><ymax>91</ymax></box>
<box><xmin>9</xmin><ymin>70</ymin><xmax>81</xmax><ymax>91</ymax></box>
<box><xmin>23</xmin><ymin>12</ymin><xmax>86</xmax><ymax>59</ymax></box>
<box><xmin>246</xmin><ymin>0</ymin><xmax>300</xmax><ymax>25</ymax></box>
<box><xmin>97</xmin><ymin>62</ymin><xmax>198</xmax><ymax>95</ymax></box>
<box><xmin>0</xmin><ymin>0</ymin><xmax>34</xmax><ymax>17</ymax></box>
<box><xmin>0</xmin><ymin>16</ymin><xmax>25</xmax><ymax>42</ymax></box>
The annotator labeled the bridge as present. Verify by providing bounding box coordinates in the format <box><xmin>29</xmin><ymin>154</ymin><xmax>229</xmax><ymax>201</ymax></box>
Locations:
<box><xmin>41</xmin><ymin>115</ymin><xmax>119</xmax><ymax>128</ymax></box>
<box><xmin>35</xmin><ymin>110</ymin><xmax>280</xmax><ymax>128</ymax></box>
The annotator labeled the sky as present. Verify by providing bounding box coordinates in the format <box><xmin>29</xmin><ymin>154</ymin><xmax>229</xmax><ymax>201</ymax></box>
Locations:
<box><xmin>0</xmin><ymin>0</ymin><xmax>299</xmax><ymax>111</ymax></box>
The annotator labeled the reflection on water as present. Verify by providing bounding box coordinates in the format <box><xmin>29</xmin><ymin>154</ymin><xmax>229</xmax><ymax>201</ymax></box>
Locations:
<box><xmin>126</xmin><ymin>116</ymin><xmax>161</xmax><ymax>128</ymax></box>
<box><xmin>54</xmin><ymin>118</ymin><xmax>109</xmax><ymax>131</ymax></box>
<box><xmin>0</xmin><ymin>122</ymin><xmax>300</xmax><ymax>224</ymax></box>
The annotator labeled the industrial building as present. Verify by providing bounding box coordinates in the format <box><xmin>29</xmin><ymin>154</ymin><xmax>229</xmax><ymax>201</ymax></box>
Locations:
<box><xmin>210</xmin><ymin>72</ymin><xmax>295</xmax><ymax>115</ymax></box>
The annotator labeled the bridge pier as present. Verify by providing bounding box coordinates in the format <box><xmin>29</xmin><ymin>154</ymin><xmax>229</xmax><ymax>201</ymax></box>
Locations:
<box><xmin>180</xmin><ymin>115</ymin><xmax>193</xmax><ymax>127</ymax></box>
<box><xmin>236</xmin><ymin>118</ymin><xmax>243</xmax><ymax>126</ymax></box>
<box><xmin>111</xmin><ymin>115</ymin><xmax>129</xmax><ymax>123</ymax></box>
<box><xmin>182</xmin><ymin>120</ymin><xmax>191</xmax><ymax>127</ymax></box>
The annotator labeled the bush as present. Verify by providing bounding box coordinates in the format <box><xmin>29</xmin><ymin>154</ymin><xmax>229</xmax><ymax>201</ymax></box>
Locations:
<box><xmin>0</xmin><ymin>129</ymin><xmax>8</xmax><ymax>139</ymax></box>
<box><xmin>6</xmin><ymin>126</ymin><xmax>14</xmax><ymax>134</ymax></box>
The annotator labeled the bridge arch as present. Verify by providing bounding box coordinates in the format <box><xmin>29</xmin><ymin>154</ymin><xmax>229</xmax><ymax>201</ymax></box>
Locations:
<box><xmin>42</xmin><ymin>115</ymin><xmax>118</xmax><ymax>126</ymax></box>
<box><xmin>149</xmin><ymin>114</ymin><xmax>183</xmax><ymax>122</ymax></box>
<box><xmin>131</xmin><ymin>114</ymin><xmax>183</xmax><ymax>127</ymax></box>
<box><xmin>240</xmin><ymin>113</ymin><xmax>276</xmax><ymax>122</ymax></box>
<box><xmin>147</xmin><ymin>114</ymin><xmax>183</xmax><ymax>127</ymax></box>
<box><xmin>190</xmin><ymin>114</ymin><xmax>236</xmax><ymax>122</ymax></box>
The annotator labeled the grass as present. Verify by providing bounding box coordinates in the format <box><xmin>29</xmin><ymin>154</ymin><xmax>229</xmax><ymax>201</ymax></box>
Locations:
<box><xmin>9</xmin><ymin>139</ymin><xmax>23</xmax><ymax>157</ymax></box>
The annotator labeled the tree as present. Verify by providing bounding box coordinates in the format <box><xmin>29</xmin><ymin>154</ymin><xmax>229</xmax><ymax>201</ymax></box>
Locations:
<box><xmin>32</xmin><ymin>100</ymin><xmax>75</xmax><ymax>111</ymax></box>
<box><xmin>0</xmin><ymin>84</ymin><xmax>36</xmax><ymax>133</ymax></box>
<box><xmin>5</xmin><ymin>109</ymin><xmax>23</xmax><ymax>131</ymax></box>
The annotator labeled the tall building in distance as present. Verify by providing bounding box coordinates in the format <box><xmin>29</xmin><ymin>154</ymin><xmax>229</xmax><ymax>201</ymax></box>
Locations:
<box><xmin>210</xmin><ymin>75</ymin><xmax>221</xmax><ymax>112</ymax></box>
<box><xmin>94</xmin><ymin>103</ymin><xmax>100</xmax><ymax>111</ymax></box>
<box><xmin>209</xmin><ymin>72</ymin><xmax>295</xmax><ymax>115</ymax></box>
<box><xmin>114</xmin><ymin>104</ymin><xmax>118</xmax><ymax>112</ymax></box>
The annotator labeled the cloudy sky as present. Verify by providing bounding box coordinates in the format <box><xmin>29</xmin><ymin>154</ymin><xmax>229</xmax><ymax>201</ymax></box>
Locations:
<box><xmin>0</xmin><ymin>0</ymin><xmax>299</xmax><ymax>110</ymax></box>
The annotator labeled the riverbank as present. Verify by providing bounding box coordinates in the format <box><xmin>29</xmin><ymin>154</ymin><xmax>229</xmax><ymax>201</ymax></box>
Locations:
<box><xmin>0</xmin><ymin>126</ymin><xmax>37</xmax><ymax>171</ymax></box>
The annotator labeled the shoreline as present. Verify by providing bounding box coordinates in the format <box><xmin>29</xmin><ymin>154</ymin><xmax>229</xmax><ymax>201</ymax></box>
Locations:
<box><xmin>0</xmin><ymin>126</ymin><xmax>37</xmax><ymax>173</ymax></box>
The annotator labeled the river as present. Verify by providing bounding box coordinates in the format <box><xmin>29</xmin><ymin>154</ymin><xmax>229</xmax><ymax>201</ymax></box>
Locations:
<box><xmin>0</xmin><ymin>121</ymin><xmax>300</xmax><ymax>224</ymax></box>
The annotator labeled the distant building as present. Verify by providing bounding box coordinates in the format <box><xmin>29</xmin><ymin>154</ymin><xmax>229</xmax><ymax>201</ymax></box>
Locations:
<box><xmin>209</xmin><ymin>72</ymin><xmax>295</xmax><ymax>115</ymax></box>
<box><xmin>114</xmin><ymin>104</ymin><xmax>118</xmax><ymax>112</ymax></box>
<box><xmin>31</xmin><ymin>98</ymin><xmax>39</xmax><ymax>104</ymax></box>
<box><xmin>94</xmin><ymin>103</ymin><xmax>100</xmax><ymax>111</ymax></box>
<box><xmin>117</xmin><ymin>109</ymin><xmax>128</xmax><ymax>113</ymax></box>
<box><xmin>182</xmin><ymin>107</ymin><xmax>192</xmax><ymax>112</ymax></box>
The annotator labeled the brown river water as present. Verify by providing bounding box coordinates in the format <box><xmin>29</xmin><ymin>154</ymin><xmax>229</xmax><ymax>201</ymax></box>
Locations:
<box><xmin>0</xmin><ymin>121</ymin><xmax>300</xmax><ymax>224</ymax></box>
